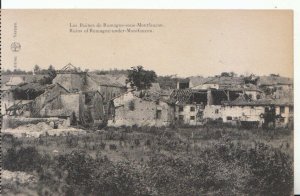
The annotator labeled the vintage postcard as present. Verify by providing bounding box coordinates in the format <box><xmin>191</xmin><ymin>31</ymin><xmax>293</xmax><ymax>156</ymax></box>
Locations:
<box><xmin>1</xmin><ymin>10</ymin><xmax>293</xmax><ymax>195</ymax></box>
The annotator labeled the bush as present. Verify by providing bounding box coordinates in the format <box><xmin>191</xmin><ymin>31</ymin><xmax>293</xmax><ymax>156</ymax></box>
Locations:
<box><xmin>100</xmin><ymin>142</ymin><xmax>106</xmax><ymax>150</ymax></box>
<box><xmin>134</xmin><ymin>139</ymin><xmax>140</xmax><ymax>146</ymax></box>
<box><xmin>109</xmin><ymin>144</ymin><xmax>117</xmax><ymax>150</ymax></box>
<box><xmin>38</xmin><ymin>150</ymin><xmax>156</xmax><ymax>196</ymax></box>
<box><xmin>3</xmin><ymin>146</ymin><xmax>48</xmax><ymax>172</ymax></box>
<box><xmin>2</xmin><ymin>126</ymin><xmax>293</xmax><ymax>196</ymax></box>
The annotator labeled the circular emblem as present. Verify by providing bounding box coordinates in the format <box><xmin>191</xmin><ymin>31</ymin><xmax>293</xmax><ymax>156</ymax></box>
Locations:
<box><xmin>11</xmin><ymin>42</ymin><xmax>21</xmax><ymax>52</ymax></box>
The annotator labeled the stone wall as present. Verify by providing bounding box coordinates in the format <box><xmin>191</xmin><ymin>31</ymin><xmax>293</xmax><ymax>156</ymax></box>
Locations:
<box><xmin>53</xmin><ymin>73</ymin><xmax>84</xmax><ymax>92</ymax></box>
<box><xmin>176</xmin><ymin>104</ymin><xmax>196</xmax><ymax>125</ymax></box>
<box><xmin>203</xmin><ymin>105</ymin><xmax>223</xmax><ymax>120</ymax></box>
<box><xmin>108</xmin><ymin>91</ymin><xmax>173</xmax><ymax>127</ymax></box>
<box><xmin>85</xmin><ymin>76</ymin><xmax>125</xmax><ymax>101</ymax></box>
<box><xmin>99</xmin><ymin>85</ymin><xmax>125</xmax><ymax>102</ymax></box>
<box><xmin>39</xmin><ymin>93</ymin><xmax>80</xmax><ymax>118</ymax></box>
<box><xmin>2</xmin><ymin>116</ymin><xmax>70</xmax><ymax>129</ymax></box>
<box><xmin>220</xmin><ymin>106</ymin><xmax>265</xmax><ymax>123</ymax></box>
<box><xmin>275</xmin><ymin>105</ymin><xmax>292</xmax><ymax>127</ymax></box>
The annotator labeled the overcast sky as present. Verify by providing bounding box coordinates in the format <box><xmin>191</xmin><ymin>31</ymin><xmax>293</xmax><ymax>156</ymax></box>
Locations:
<box><xmin>2</xmin><ymin>10</ymin><xmax>293</xmax><ymax>77</ymax></box>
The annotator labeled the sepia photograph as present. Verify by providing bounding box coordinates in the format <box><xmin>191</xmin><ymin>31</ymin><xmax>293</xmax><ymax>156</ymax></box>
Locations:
<box><xmin>1</xmin><ymin>9</ymin><xmax>294</xmax><ymax>195</ymax></box>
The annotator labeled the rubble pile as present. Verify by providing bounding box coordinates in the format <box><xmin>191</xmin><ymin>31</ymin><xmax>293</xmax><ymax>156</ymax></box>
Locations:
<box><xmin>2</xmin><ymin>170</ymin><xmax>37</xmax><ymax>185</ymax></box>
<box><xmin>3</xmin><ymin>122</ymin><xmax>86</xmax><ymax>138</ymax></box>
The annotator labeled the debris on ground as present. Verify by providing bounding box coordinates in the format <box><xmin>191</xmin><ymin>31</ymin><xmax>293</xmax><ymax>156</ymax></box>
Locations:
<box><xmin>3</xmin><ymin>122</ymin><xmax>86</xmax><ymax>138</ymax></box>
<box><xmin>2</xmin><ymin>170</ymin><xmax>37</xmax><ymax>185</ymax></box>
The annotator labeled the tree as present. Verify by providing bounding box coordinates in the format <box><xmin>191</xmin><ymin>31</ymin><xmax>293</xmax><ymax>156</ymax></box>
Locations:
<box><xmin>244</xmin><ymin>74</ymin><xmax>259</xmax><ymax>85</ymax></box>
<box><xmin>127</xmin><ymin>66</ymin><xmax>157</xmax><ymax>90</ymax></box>
<box><xmin>4</xmin><ymin>69</ymin><xmax>12</xmax><ymax>75</ymax></box>
<box><xmin>221</xmin><ymin>72</ymin><xmax>237</xmax><ymax>77</ymax></box>
<box><xmin>48</xmin><ymin>64</ymin><xmax>55</xmax><ymax>71</ymax></box>
<box><xmin>229</xmin><ymin>71</ymin><xmax>237</xmax><ymax>77</ymax></box>
<box><xmin>34</xmin><ymin>65</ymin><xmax>40</xmax><ymax>74</ymax></box>
<box><xmin>157</xmin><ymin>75</ymin><xmax>178</xmax><ymax>89</ymax></box>
<box><xmin>39</xmin><ymin>65</ymin><xmax>57</xmax><ymax>85</ymax></box>
<box><xmin>270</xmin><ymin>73</ymin><xmax>280</xmax><ymax>77</ymax></box>
<box><xmin>48</xmin><ymin>65</ymin><xmax>57</xmax><ymax>79</ymax></box>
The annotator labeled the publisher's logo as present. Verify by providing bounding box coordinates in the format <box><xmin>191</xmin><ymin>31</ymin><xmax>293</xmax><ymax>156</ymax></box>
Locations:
<box><xmin>11</xmin><ymin>42</ymin><xmax>21</xmax><ymax>52</ymax></box>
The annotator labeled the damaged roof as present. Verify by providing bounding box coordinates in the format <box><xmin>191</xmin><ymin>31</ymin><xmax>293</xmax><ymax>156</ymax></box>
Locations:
<box><xmin>189</xmin><ymin>76</ymin><xmax>207</xmax><ymax>86</ymax></box>
<box><xmin>170</xmin><ymin>89</ymin><xmax>206</xmax><ymax>105</ymax></box>
<box><xmin>223</xmin><ymin>95</ymin><xmax>293</xmax><ymax>106</ymax></box>
<box><xmin>190</xmin><ymin>76</ymin><xmax>245</xmax><ymax>88</ymax></box>
<box><xmin>56</xmin><ymin>63</ymin><xmax>85</xmax><ymax>74</ymax></box>
<box><xmin>87</xmin><ymin>73</ymin><xmax>125</xmax><ymax>87</ymax></box>
<box><xmin>108</xmin><ymin>74</ymin><xmax>128</xmax><ymax>86</ymax></box>
<box><xmin>110</xmin><ymin>89</ymin><xmax>171</xmax><ymax>104</ymax></box>
<box><xmin>222</xmin><ymin>84</ymin><xmax>262</xmax><ymax>92</ymax></box>
<box><xmin>204</xmin><ymin>76</ymin><xmax>244</xmax><ymax>86</ymax></box>
<box><xmin>2</xmin><ymin>74</ymin><xmax>50</xmax><ymax>85</ymax></box>
<box><xmin>170</xmin><ymin>89</ymin><xmax>192</xmax><ymax>104</ymax></box>
<box><xmin>12</xmin><ymin>82</ymin><xmax>47</xmax><ymax>92</ymax></box>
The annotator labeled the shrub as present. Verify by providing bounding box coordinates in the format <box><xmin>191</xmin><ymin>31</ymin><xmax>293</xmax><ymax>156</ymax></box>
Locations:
<box><xmin>38</xmin><ymin>150</ymin><xmax>156</xmax><ymax>196</ymax></box>
<box><xmin>3</xmin><ymin>146</ymin><xmax>48</xmax><ymax>172</ymax></box>
<box><xmin>66</xmin><ymin>135</ymin><xmax>79</xmax><ymax>148</ymax></box>
<box><xmin>134</xmin><ymin>139</ymin><xmax>140</xmax><ymax>146</ymax></box>
<box><xmin>109</xmin><ymin>144</ymin><xmax>117</xmax><ymax>150</ymax></box>
<box><xmin>145</xmin><ymin>139</ymin><xmax>151</xmax><ymax>146</ymax></box>
<box><xmin>100</xmin><ymin>142</ymin><xmax>106</xmax><ymax>150</ymax></box>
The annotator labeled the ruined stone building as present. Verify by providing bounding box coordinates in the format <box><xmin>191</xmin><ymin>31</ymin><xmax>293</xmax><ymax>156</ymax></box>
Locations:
<box><xmin>30</xmin><ymin>83</ymin><xmax>105</xmax><ymax>125</ymax></box>
<box><xmin>85</xmin><ymin>74</ymin><xmax>126</xmax><ymax>102</ymax></box>
<box><xmin>1</xmin><ymin>75</ymin><xmax>26</xmax><ymax>115</ymax></box>
<box><xmin>1</xmin><ymin>75</ymin><xmax>47</xmax><ymax>117</ymax></box>
<box><xmin>1</xmin><ymin>66</ymin><xmax>293</xmax><ymax>129</ymax></box>
<box><xmin>48</xmin><ymin>64</ymin><xmax>127</xmax><ymax>123</ymax></box>
<box><xmin>2</xmin><ymin>64</ymin><xmax>126</xmax><ymax>126</ymax></box>
<box><xmin>258</xmin><ymin>75</ymin><xmax>293</xmax><ymax>99</ymax></box>
<box><xmin>170</xmin><ymin>83</ymin><xmax>293</xmax><ymax>128</ymax></box>
<box><xmin>53</xmin><ymin>64</ymin><xmax>126</xmax><ymax>100</ymax></box>
<box><xmin>177</xmin><ymin>76</ymin><xmax>245</xmax><ymax>90</ymax></box>
<box><xmin>107</xmin><ymin>90</ymin><xmax>175</xmax><ymax>127</ymax></box>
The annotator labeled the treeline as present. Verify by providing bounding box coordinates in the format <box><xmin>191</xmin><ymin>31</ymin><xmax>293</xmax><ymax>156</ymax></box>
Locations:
<box><xmin>2</xmin><ymin>65</ymin><xmax>56</xmax><ymax>75</ymax></box>
<box><xmin>157</xmin><ymin>75</ymin><xmax>178</xmax><ymax>89</ymax></box>
<box><xmin>2</xmin><ymin>69</ymin><xmax>33</xmax><ymax>75</ymax></box>
<box><xmin>92</xmin><ymin>68</ymin><xmax>128</xmax><ymax>75</ymax></box>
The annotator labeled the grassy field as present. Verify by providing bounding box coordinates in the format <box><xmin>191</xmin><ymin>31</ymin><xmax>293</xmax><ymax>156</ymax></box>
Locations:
<box><xmin>2</xmin><ymin>125</ymin><xmax>293</xmax><ymax>196</ymax></box>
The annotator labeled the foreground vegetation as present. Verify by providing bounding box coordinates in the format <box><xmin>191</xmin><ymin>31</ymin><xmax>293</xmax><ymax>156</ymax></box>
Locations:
<box><xmin>2</xmin><ymin>125</ymin><xmax>293</xmax><ymax>196</ymax></box>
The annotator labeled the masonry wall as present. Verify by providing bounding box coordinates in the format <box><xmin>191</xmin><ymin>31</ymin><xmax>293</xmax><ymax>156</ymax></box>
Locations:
<box><xmin>31</xmin><ymin>85</ymin><xmax>70</xmax><ymax>117</ymax></box>
<box><xmin>191</xmin><ymin>83</ymin><xmax>219</xmax><ymax>90</ymax></box>
<box><xmin>53</xmin><ymin>73</ymin><xmax>84</xmax><ymax>91</ymax></box>
<box><xmin>99</xmin><ymin>85</ymin><xmax>125</xmax><ymax>102</ymax></box>
<box><xmin>203</xmin><ymin>105</ymin><xmax>223</xmax><ymax>120</ymax></box>
<box><xmin>39</xmin><ymin>94</ymin><xmax>80</xmax><ymax>119</ymax></box>
<box><xmin>220</xmin><ymin>106</ymin><xmax>265</xmax><ymax>123</ymax></box>
<box><xmin>202</xmin><ymin>105</ymin><xmax>265</xmax><ymax>127</ymax></box>
<box><xmin>85</xmin><ymin>76</ymin><xmax>125</xmax><ymax>101</ymax></box>
<box><xmin>85</xmin><ymin>76</ymin><xmax>101</xmax><ymax>91</ymax></box>
<box><xmin>109</xmin><ymin>97</ymin><xmax>156</xmax><ymax>127</ymax></box>
<box><xmin>1</xmin><ymin>91</ymin><xmax>15</xmax><ymax>115</ymax></box>
<box><xmin>175</xmin><ymin>104</ymin><xmax>205</xmax><ymax>126</ymax></box>
<box><xmin>275</xmin><ymin>105</ymin><xmax>292</xmax><ymax>127</ymax></box>
<box><xmin>91</xmin><ymin>92</ymin><xmax>105</xmax><ymax>121</ymax></box>
<box><xmin>108</xmin><ymin>92</ymin><xmax>173</xmax><ymax>127</ymax></box>
<box><xmin>82</xmin><ymin>92</ymin><xmax>105</xmax><ymax>123</ymax></box>
<box><xmin>156</xmin><ymin>101</ymin><xmax>175</xmax><ymax>127</ymax></box>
